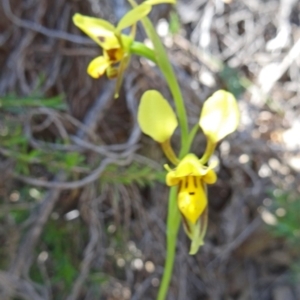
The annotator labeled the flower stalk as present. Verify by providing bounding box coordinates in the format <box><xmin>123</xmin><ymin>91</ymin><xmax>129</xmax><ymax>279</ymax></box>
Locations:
<box><xmin>72</xmin><ymin>1</ymin><xmax>240</xmax><ymax>299</ymax></box>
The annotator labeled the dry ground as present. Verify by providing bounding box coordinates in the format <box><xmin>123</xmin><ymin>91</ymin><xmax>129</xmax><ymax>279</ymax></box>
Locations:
<box><xmin>0</xmin><ymin>0</ymin><xmax>300</xmax><ymax>299</ymax></box>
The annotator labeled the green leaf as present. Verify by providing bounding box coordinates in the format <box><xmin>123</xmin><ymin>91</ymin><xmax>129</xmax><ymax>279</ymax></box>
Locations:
<box><xmin>117</xmin><ymin>4</ymin><xmax>152</xmax><ymax>31</ymax></box>
<box><xmin>3</xmin><ymin>135</ymin><xmax>27</xmax><ymax>147</ymax></box>
<box><xmin>169</xmin><ymin>11</ymin><xmax>180</xmax><ymax>34</ymax></box>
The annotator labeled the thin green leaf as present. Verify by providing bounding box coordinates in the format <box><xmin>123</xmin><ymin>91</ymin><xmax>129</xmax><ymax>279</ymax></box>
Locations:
<box><xmin>117</xmin><ymin>4</ymin><xmax>151</xmax><ymax>31</ymax></box>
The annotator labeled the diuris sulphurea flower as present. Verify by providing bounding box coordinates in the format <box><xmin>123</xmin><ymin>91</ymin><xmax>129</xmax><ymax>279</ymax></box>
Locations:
<box><xmin>73</xmin><ymin>0</ymin><xmax>176</xmax><ymax>97</ymax></box>
<box><xmin>138</xmin><ymin>89</ymin><xmax>239</xmax><ymax>254</ymax></box>
<box><xmin>165</xmin><ymin>154</ymin><xmax>217</xmax><ymax>224</ymax></box>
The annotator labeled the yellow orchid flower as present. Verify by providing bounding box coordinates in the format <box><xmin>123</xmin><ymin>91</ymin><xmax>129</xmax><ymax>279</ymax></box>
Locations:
<box><xmin>137</xmin><ymin>89</ymin><xmax>239</xmax><ymax>254</ymax></box>
<box><xmin>72</xmin><ymin>13</ymin><xmax>137</xmax><ymax>80</ymax></box>
<box><xmin>164</xmin><ymin>154</ymin><xmax>217</xmax><ymax>254</ymax></box>
<box><xmin>165</xmin><ymin>154</ymin><xmax>217</xmax><ymax>224</ymax></box>
<box><xmin>73</xmin><ymin>0</ymin><xmax>176</xmax><ymax>96</ymax></box>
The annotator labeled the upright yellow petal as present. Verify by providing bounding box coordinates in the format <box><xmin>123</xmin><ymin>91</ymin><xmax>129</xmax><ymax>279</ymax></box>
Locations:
<box><xmin>73</xmin><ymin>13</ymin><xmax>119</xmax><ymax>49</ymax></box>
<box><xmin>138</xmin><ymin>90</ymin><xmax>178</xmax><ymax>143</ymax></box>
<box><xmin>199</xmin><ymin>90</ymin><xmax>240</xmax><ymax>143</ymax></box>
<box><xmin>116</xmin><ymin>4</ymin><xmax>152</xmax><ymax>31</ymax></box>
<box><xmin>203</xmin><ymin>169</ymin><xmax>217</xmax><ymax>184</ymax></box>
<box><xmin>165</xmin><ymin>169</ymin><xmax>180</xmax><ymax>186</ymax></box>
<box><xmin>87</xmin><ymin>56</ymin><xmax>111</xmax><ymax>78</ymax></box>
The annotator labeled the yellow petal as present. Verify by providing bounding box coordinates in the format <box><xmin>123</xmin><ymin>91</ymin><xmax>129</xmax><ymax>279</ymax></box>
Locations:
<box><xmin>177</xmin><ymin>176</ymin><xmax>207</xmax><ymax>224</ymax></box>
<box><xmin>138</xmin><ymin>90</ymin><xmax>178</xmax><ymax>143</ymax></box>
<box><xmin>117</xmin><ymin>4</ymin><xmax>152</xmax><ymax>31</ymax></box>
<box><xmin>87</xmin><ymin>56</ymin><xmax>111</xmax><ymax>78</ymax></box>
<box><xmin>166</xmin><ymin>170</ymin><xmax>180</xmax><ymax>186</ymax></box>
<box><xmin>203</xmin><ymin>169</ymin><xmax>217</xmax><ymax>184</ymax></box>
<box><xmin>166</xmin><ymin>154</ymin><xmax>218</xmax><ymax>185</ymax></box>
<box><xmin>174</xmin><ymin>154</ymin><xmax>209</xmax><ymax>177</ymax></box>
<box><xmin>73</xmin><ymin>13</ymin><xmax>119</xmax><ymax>49</ymax></box>
<box><xmin>106</xmin><ymin>66</ymin><xmax>119</xmax><ymax>79</ymax></box>
<box><xmin>199</xmin><ymin>90</ymin><xmax>240</xmax><ymax>143</ymax></box>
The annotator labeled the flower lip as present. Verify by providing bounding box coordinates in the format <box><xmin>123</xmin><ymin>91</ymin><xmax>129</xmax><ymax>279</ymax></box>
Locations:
<box><xmin>165</xmin><ymin>153</ymin><xmax>218</xmax><ymax>186</ymax></box>
<box><xmin>170</xmin><ymin>154</ymin><xmax>217</xmax><ymax>177</ymax></box>
<box><xmin>177</xmin><ymin>175</ymin><xmax>208</xmax><ymax>224</ymax></box>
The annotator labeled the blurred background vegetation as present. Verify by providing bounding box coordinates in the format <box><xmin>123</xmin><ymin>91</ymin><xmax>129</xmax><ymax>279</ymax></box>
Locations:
<box><xmin>0</xmin><ymin>0</ymin><xmax>299</xmax><ymax>299</ymax></box>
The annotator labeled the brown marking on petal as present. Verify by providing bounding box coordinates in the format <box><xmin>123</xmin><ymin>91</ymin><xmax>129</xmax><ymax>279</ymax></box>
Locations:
<box><xmin>98</xmin><ymin>36</ymin><xmax>105</xmax><ymax>43</ymax></box>
<box><xmin>193</xmin><ymin>176</ymin><xmax>198</xmax><ymax>188</ymax></box>
<box><xmin>177</xmin><ymin>179</ymin><xmax>183</xmax><ymax>194</ymax></box>
<box><xmin>106</xmin><ymin>48</ymin><xmax>124</xmax><ymax>62</ymax></box>
<box><xmin>106</xmin><ymin>49</ymin><xmax>119</xmax><ymax>61</ymax></box>
<box><xmin>199</xmin><ymin>207</ymin><xmax>208</xmax><ymax>236</ymax></box>
<box><xmin>181</xmin><ymin>213</ymin><xmax>191</xmax><ymax>233</ymax></box>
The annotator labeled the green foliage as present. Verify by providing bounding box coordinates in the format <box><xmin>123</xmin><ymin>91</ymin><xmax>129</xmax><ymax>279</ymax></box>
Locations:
<box><xmin>0</xmin><ymin>94</ymin><xmax>66</xmax><ymax>111</ymax></box>
<box><xmin>169</xmin><ymin>11</ymin><xmax>180</xmax><ymax>35</ymax></box>
<box><xmin>101</xmin><ymin>162</ymin><xmax>165</xmax><ymax>187</ymax></box>
<box><xmin>89</xmin><ymin>272</ymin><xmax>110</xmax><ymax>285</ymax></box>
<box><xmin>31</xmin><ymin>219</ymin><xmax>87</xmax><ymax>294</ymax></box>
<box><xmin>269</xmin><ymin>189</ymin><xmax>300</xmax><ymax>248</ymax></box>
<box><xmin>2</xmin><ymin>187</ymin><xmax>45</xmax><ymax>224</ymax></box>
<box><xmin>290</xmin><ymin>260</ymin><xmax>300</xmax><ymax>284</ymax></box>
<box><xmin>261</xmin><ymin>189</ymin><xmax>300</xmax><ymax>286</ymax></box>
<box><xmin>219</xmin><ymin>65</ymin><xmax>247</xmax><ymax>98</ymax></box>
<box><xmin>9</xmin><ymin>209</ymin><xmax>30</xmax><ymax>225</ymax></box>
<box><xmin>0</xmin><ymin>95</ymin><xmax>86</xmax><ymax>176</ymax></box>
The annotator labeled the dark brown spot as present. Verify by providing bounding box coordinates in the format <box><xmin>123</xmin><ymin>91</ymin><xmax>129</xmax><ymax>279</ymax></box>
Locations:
<box><xmin>189</xmin><ymin>192</ymin><xmax>195</xmax><ymax>195</ymax></box>
<box><xmin>98</xmin><ymin>36</ymin><xmax>105</xmax><ymax>43</ymax></box>
<box><xmin>185</xmin><ymin>177</ymin><xmax>188</xmax><ymax>188</ymax></box>
<box><xmin>106</xmin><ymin>48</ymin><xmax>119</xmax><ymax>61</ymax></box>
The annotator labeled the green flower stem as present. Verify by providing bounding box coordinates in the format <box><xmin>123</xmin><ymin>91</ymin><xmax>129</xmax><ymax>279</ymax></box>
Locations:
<box><xmin>130</xmin><ymin>42</ymin><xmax>157</xmax><ymax>63</ymax></box>
<box><xmin>157</xmin><ymin>186</ymin><xmax>181</xmax><ymax>300</ymax></box>
<box><xmin>180</xmin><ymin>123</ymin><xmax>199</xmax><ymax>158</ymax></box>
<box><xmin>128</xmin><ymin>2</ymin><xmax>190</xmax><ymax>299</ymax></box>
<box><xmin>160</xmin><ymin>139</ymin><xmax>180</xmax><ymax>166</ymax></box>
<box><xmin>199</xmin><ymin>139</ymin><xmax>216</xmax><ymax>165</ymax></box>
<box><xmin>128</xmin><ymin>0</ymin><xmax>189</xmax><ymax>153</ymax></box>
<box><xmin>141</xmin><ymin>20</ymin><xmax>189</xmax><ymax>154</ymax></box>
<box><xmin>114</xmin><ymin>54</ymin><xmax>131</xmax><ymax>98</ymax></box>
